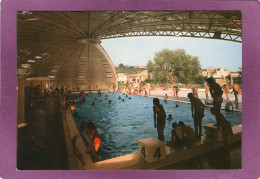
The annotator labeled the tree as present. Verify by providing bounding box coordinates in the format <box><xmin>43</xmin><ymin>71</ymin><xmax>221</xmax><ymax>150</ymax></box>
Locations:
<box><xmin>119</xmin><ymin>63</ymin><xmax>124</xmax><ymax>67</ymax></box>
<box><xmin>146</xmin><ymin>49</ymin><xmax>202</xmax><ymax>84</ymax></box>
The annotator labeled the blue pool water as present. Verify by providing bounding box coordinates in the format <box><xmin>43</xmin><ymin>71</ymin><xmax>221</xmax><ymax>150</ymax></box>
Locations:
<box><xmin>71</xmin><ymin>93</ymin><xmax>241</xmax><ymax>161</ymax></box>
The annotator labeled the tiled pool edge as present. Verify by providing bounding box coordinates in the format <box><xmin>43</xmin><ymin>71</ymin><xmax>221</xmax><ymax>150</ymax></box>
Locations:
<box><xmin>61</xmin><ymin>106</ymin><xmax>94</xmax><ymax>169</ymax></box>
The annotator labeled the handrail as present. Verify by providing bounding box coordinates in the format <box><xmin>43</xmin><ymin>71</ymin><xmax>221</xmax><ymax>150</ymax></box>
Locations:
<box><xmin>72</xmin><ymin>132</ymin><xmax>100</xmax><ymax>163</ymax></box>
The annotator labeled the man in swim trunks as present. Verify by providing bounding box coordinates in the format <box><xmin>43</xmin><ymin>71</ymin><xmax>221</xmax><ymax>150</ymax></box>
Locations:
<box><xmin>188</xmin><ymin>93</ymin><xmax>204</xmax><ymax>140</ymax></box>
<box><xmin>178</xmin><ymin>121</ymin><xmax>195</xmax><ymax>148</ymax></box>
<box><xmin>206</xmin><ymin>77</ymin><xmax>223</xmax><ymax>115</ymax></box>
<box><xmin>223</xmin><ymin>85</ymin><xmax>230</xmax><ymax>101</ymax></box>
<box><xmin>153</xmin><ymin>98</ymin><xmax>166</xmax><ymax>141</ymax></box>
<box><xmin>205</xmin><ymin>86</ymin><xmax>209</xmax><ymax>99</ymax></box>
<box><xmin>167</xmin><ymin>122</ymin><xmax>184</xmax><ymax>148</ymax></box>
<box><xmin>232</xmin><ymin>83</ymin><xmax>240</xmax><ymax>106</ymax></box>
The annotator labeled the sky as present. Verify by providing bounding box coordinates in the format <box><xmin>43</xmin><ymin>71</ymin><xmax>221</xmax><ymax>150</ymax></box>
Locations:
<box><xmin>101</xmin><ymin>36</ymin><xmax>242</xmax><ymax>72</ymax></box>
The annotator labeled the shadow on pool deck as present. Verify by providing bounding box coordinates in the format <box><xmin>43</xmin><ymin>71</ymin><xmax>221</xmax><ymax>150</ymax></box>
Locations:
<box><xmin>159</xmin><ymin>141</ymin><xmax>241</xmax><ymax>169</ymax></box>
<box><xmin>17</xmin><ymin>97</ymin><xmax>69</xmax><ymax>170</ymax></box>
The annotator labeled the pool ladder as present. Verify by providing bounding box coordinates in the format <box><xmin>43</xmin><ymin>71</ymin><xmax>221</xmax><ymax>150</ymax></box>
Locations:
<box><xmin>72</xmin><ymin>132</ymin><xmax>100</xmax><ymax>165</ymax></box>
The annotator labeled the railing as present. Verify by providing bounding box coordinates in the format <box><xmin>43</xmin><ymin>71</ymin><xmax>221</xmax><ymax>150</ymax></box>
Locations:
<box><xmin>72</xmin><ymin>132</ymin><xmax>100</xmax><ymax>164</ymax></box>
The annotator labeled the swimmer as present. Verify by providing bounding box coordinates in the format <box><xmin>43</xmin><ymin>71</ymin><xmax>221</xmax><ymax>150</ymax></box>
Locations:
<box><xmin>94</xmin><ymin>97</ymin><xmax>97</xmax><ymax>100</ymax></box>
<box><xmin>176</xmin><ymin>104</ymin><xmax>179</xmax><ymax>108</ymax></box>
<box><xmin>164</xmin><ymin>93</ymin><xmax>168</xmax><ymax>101</ymax></box>
<box><xmin>105</xmin><ymin>95</ymin><xmax>109</xmax><ymax>99</ymax></box>
<box><xmin>225</xmin><ymin>101</ymin><xmax>233</xmax><ymax>112</ymax></box>
<box><xmin>100</xmin><ymin>100</ymin><xmax>102</xmax><ymax>103</ymax></box>
<box><xmin>73</xmin><ymin>111</ymin><xmax>81</xmax><ymax>118</ymax></box>
<box><xmin>70</xmin><ymin>104</ymin><xmax>76</xmax><ymax>111</ymax></box>
<box><xmin>122</xmin><ymin>99</ymin><xmax>125</xmax><ymax>102</ymax></box>
<box><xmin>91</xmin><ymin>101</ymin><xmax>95</xmax><ymax>105</ymax></box>
<box><xmin>118</xmin><ymin>96</ymin><xmax>121</xmax><ymax>100</ymax></box>
<box><xmin>126</xmin><ymin>94</ymin><xmax>128</xmax><ymax>97</ymax></box>
<box><xmin>79</xmin><ymin>96</ymin><xmax>85</xmax><ymax>103</ymax></box>
<box><xmin>167</xmin><ymin>114</ymin><xmax>173</xmax><ymax>121</ymax></box>
<box><xmin>108</xmin><ymin>100</ymin><xmax>112</xmax><ymax>104</ymax></box>
<box><xmin>129</xmin><ymin>97</ymin><xmax>131</xmax><ymax>99</ymax></box>
<box><xmin>98</xmin><ymin>89</ymin><xmax>102</xmax><ymax>96</ymax></box>
<box><xmin>82</xmin><ymin>121</ymin><xmax>101</xmax><ymax>161</ymax></box>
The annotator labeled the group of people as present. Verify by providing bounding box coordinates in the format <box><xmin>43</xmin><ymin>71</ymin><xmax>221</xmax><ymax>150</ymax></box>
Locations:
<box><xmin>117</xmin><ymin>86</ymin><xmax>148</xmax><ymax>97</ymax></box>
<box><xmin>153</xmin><ymin>77</ymin><xmax>236</xmax><ymax>151</ymax></box>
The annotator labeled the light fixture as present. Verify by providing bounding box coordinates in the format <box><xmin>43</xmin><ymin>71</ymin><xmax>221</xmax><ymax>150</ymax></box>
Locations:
<box><xmin>48</xmin><ymin>75</ymin><xmax>56</xmax><ymax>79</ymax></box>
<box><xmin>34</xmin><ymin>56</ymin><xmax>42</xmax><ymax>59</ymax></box>
<box><xmin>21</xmin><ymin>64</ymin><xmax>31</xmax><ymax>68</ymax></box>
<box><xmin>28</xmin><ymin>60</ymin><xmax>36</xmax><ymax>63</ymax></box>
<box><xmin>26</xmin><ymin>18</ymin><xmax>40</xmax><ymax>21</ymax></box>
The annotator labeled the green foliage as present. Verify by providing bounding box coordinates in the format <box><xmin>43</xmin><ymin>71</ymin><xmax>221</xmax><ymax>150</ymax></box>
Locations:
<box><xmin>146</xmin><ymin>49</ymin><xmax>202</xmax><ymax>84</ymax></box>
<box><xmin>115</xmin><ymin>66</ymin><xmax>145</xmax><ymax>74</ymax></box>
<box><xmin>119</xmin><ymin>63</ymin><xmax>124</xmax><ymax>67</ymax></box>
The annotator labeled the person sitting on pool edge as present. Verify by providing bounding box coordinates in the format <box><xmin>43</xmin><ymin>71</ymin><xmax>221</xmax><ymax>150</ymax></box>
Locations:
<box><xmin>153</xmin><ymin>98</ymin><xmax>166</xmax><ymax>141</ymax></box>
<box><xmin>167</xmin><ymin>122</ymin><xmax>184</xmax><ymax>148</ymax></box>
<box><xmin>178</xmin><ymin>121</ymin><xmax>195</xmax><ymax>148</ymax></box>
<box><xmin>167</xmin><ymin>114</ymin><xmax>173</xmax><ymax>121</ymax></box>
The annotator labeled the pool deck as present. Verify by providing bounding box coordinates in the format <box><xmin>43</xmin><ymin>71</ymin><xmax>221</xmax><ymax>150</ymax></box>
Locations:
<box><xmin>149</xmin><ymin>88</ymin><xmax>242</xmax><ymax>111</ymax></box>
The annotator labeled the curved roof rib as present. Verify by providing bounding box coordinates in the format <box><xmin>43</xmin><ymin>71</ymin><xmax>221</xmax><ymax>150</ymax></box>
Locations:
<box><xmin>17</xmin><ymin>11</ymin><xmax>242</xmax><ymax>82</ymax></box>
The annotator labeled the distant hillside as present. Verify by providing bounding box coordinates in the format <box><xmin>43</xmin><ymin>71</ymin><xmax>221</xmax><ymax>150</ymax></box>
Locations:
<box><xmin>115</xmin><ymin>66</ymin><xmax>146</xmax><ymax>74</ymax></box>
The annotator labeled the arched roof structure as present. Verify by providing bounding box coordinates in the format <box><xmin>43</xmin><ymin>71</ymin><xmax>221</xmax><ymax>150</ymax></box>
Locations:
<box><xmin>17</xmin><ymin>11</ymin><xmax>242</xmax><ymax>89</ymax></box>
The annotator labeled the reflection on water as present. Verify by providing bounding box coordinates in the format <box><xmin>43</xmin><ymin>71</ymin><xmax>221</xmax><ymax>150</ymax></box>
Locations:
<box><xmin>71</xmin><ymin>93</ymin><xmax>242</xmax><ymax>161</ymax></box>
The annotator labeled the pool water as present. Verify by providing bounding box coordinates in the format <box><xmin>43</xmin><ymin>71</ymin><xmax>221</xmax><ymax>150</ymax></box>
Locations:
<box><xmin>71</xmin><ymin>93</ymin><xmax>241</xmax><ymax>161</ymax></box>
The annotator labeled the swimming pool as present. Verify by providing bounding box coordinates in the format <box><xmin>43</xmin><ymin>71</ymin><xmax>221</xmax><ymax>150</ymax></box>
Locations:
<box><xmin>71</xmin><ymin>93</ymin><xmax>242</xmax><ymax>161</ymax></box>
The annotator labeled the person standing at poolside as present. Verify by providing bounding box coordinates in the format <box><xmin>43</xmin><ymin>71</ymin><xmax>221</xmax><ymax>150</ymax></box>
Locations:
<box><xmin>188</xmin><ymin>93</ymin><xmax>204</xmax><ymax>140</ymax></box>
<box><xmin>223</xmin><ymin>85</ymin><xmax>230</xmax><ymax>101</ymax></box>
<box><xmin>232</xmin><ymin>83</ymin><xmax>241</xmax><ymax>108</ymax></box>
<box><xmin>164</xmin><ymin>93</ymin><xmax>168</xmax><ymax>102</ymax></box>
<box><xmin>205</xmin><ymin>86</ymin><xmax>210</xmax><ymax>99</ymax></box>
<box><xmin>210</xmin><ymin>107</ymin><xmax>233</xmax><ymax>152</ymax></box>
<box><xmin>153</xmin><ymin>98</ymin><xmax>166</xmax><ymax>141</ymax></box>
<box><xmin>172</xmin><ymin>87</ymin><xmax>176</xmax><ymax>99</ymax></box>
<box><xmin>206</xmin><ymin>77</ymin><xmax>223</xmax><ymax>114</ymax></box>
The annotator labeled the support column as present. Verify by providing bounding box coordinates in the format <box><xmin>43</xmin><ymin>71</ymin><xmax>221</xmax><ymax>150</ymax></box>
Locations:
<box><xmin>17</xmin><ymin>78</ymin><xmax>25</xmax><ymax>125</ymax></box>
